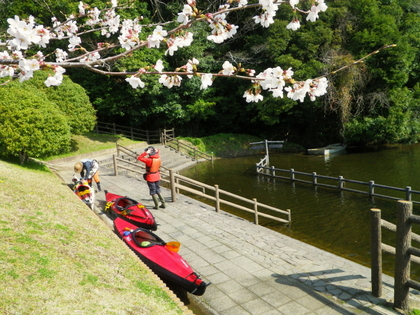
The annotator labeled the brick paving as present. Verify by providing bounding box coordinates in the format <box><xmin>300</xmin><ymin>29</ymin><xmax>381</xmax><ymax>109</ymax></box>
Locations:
<box><xmin>51</xmin><ymin>149</ymin><xmax>420</xmax><ymax>315</ymax></box>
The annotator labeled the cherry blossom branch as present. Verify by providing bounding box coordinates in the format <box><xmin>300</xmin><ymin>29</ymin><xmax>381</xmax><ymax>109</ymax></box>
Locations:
<box><xmin>321</xmin><ymin>44</ymin><xmax>397</xmax><ymax>79</ymax></box>
<box><xmin>0</xmin><ymin>0</ymin><xmax>330</xmax><ymax>100</ymax></box>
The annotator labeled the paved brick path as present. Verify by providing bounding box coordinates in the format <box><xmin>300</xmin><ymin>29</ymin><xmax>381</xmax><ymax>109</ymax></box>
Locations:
<box><xmin>52</xmin><ymin>150</ymin><xmax>420</xmax><ymax>315</ymax></box>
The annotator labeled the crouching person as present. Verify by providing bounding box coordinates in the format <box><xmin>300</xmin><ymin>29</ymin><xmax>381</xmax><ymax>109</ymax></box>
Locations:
<box><xmin>74</xmin><ymin>158</ymin><xmax>101</xmax><ymax>192</ymax></box>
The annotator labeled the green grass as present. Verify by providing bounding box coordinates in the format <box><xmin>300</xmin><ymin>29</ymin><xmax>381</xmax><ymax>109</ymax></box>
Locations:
<box><xmin>44</xmin><ymin>132</ymin><xmax>144</xmax><ymax>161</ymax></box>
<box><xmin>0</xmin><ymin>159</ymin><xmax>184</xmax><ymax>314</ymax></box>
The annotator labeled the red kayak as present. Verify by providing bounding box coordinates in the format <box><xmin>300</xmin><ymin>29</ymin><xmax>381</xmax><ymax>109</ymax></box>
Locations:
<box><xmin>72</xmin><ymin>176</ymin><xmax>95</xmax><ymax>209</ymax></box>
<box><xmin>114</xmin><ymin>217</ymin><xmax>209</xmax><ymax>296</ymax></box>
<box><xmin>104</xmin><ymin>191</ymin><xmax>157</xmax><ymax>231</ymax></box>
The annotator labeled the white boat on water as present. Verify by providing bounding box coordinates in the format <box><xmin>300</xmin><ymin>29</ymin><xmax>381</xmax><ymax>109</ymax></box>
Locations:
<box><xmin>307</xmin><ymin>143</ymin><xmax>347</xmax><ymax>156</ymax></box>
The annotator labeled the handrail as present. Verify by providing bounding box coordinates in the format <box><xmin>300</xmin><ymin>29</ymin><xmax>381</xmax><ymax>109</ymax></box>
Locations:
<box><xmin>112</xmin><ymin>155</ymin><xmax>291</xmax><ymax>226</ymax></box>
<box><xmin>257</xmin><ymin>165</ymin><xmax>420</xmax><ymax>205</ymax></box>
<box><xmin>116</xmin><ymin>142</ymin><xmax>139</xmax><ymax>157</ymax></box>
<box><xmin>162</xmin><ymin>133</ymin><xmax>213</xmax><ymax>162</ymax></box>
<box><xmin>114</xmin><ymin>143</ymin><xmax>170</xmax><ymax>172</ymax></box>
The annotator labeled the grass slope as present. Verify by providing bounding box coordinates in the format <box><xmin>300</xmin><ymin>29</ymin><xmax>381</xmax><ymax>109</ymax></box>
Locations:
<box><xmin>0</xmin><ymin>160</ymin><xmax>184</xmax><ymax>315</ymax></box>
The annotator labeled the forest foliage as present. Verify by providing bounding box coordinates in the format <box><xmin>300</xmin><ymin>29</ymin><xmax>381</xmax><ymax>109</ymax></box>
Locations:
<box><xmin>1</xmin><ymin>0</ymin><xmax>420</xmax><ymax>154</ymax></box>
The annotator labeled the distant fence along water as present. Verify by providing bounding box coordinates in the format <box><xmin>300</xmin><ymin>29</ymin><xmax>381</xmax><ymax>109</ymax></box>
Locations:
<box><xmin>257</xmin><ymin>165</ymin><xmax>420</xmax><ymax>205</ymax></box>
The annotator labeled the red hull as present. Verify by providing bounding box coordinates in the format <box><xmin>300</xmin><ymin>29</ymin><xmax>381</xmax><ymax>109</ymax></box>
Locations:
<box><xmin>114</xmin><ymin>217</ymin><xmax>208</xmax><ymax>295</ymax></box>
<box><xmin>73</xmin><ymin>179</ymin><xmax>95</xmax><ymax>209</ymax></box>
<box><xmin>104</xmin><ymin>191</ymin><xmax>157</xmax><ymax>231</ymax></box>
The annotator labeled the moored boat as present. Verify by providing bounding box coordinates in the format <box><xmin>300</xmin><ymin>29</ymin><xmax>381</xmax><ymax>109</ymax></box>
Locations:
<box><xmin>114</xmin><ymin>217</ymin><xmax>209</xmax><ymax>296</ymax></box>
<box><xmin>307</xmin><ymin>143</ymin><xmax>347</xmax><ymax>156</ymax></box>
<box><xmin>104</xmin><ymin>191</ymin><xmax>157</xmax><ymax>231</ymax></box>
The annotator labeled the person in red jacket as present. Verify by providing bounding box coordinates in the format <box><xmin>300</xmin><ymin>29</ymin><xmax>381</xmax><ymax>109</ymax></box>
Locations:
<box><xmin>137</xmin><ymin>146</ymin><xmax>165</xmax><ymax>209</ymax></box>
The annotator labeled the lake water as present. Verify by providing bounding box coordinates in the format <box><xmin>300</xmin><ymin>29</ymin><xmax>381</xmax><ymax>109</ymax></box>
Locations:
<box><xmin>180</xmin><ymin>143</ymin><xmax>420</xmax><ymax>281</ymax></box>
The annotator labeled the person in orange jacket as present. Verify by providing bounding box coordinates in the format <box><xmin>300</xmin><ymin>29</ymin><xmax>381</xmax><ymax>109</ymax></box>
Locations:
<box><xmin>137</xmin><ymin>146</ymin><xmax>165</xmax><ymax>209</ymax></box>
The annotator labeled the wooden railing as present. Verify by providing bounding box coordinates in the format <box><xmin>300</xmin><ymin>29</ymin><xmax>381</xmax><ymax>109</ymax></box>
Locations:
<box><xmin>116</xmin><ymin>142</ymin><xmax>139</xmax><ymax>157</ymax></box>
<box><xmin>257</xmin><ymin>166</ymin><xmax>420</xmax><ymax>205</ymax></box>
<box><xmin>162</xmin><ymin>132</ymin><xmax>213</xmax><ymax>162</ymax></box>
<box><xmin>94</xmin><ymin>121</ymin><xmax>174</xmax><ymax>144</ymax></box>
<box><xmin>251</xmin><ymin>140</ymin><xmax>284</xmax><ymax>171</ymax></box>
<box><xmin>371</xmin><ymin>201</ymin><xmax>420</xmax><ymax>311</ymax></box>
<box><xmin>112</xmin><ymin>152</ymin><xmax>291</xmax><ymax>226</ymax></box>
<box><xmin>256</xmin><ymin>156</ymin><xmax>268</xmax><ymax>172</ymax></box>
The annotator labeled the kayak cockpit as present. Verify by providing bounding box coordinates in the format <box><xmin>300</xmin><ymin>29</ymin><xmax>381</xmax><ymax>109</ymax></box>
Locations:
<box><xmin>132</xmin><ymin>228</ymin><xmax>165</xmax><ymax>248</ymax></box>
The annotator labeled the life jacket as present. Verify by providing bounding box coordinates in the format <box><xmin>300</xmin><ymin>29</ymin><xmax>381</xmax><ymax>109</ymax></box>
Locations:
<box><xmin>146</xmin><ymin>158</ymin><xmax>161</xmax><ymax>174</ymax></box>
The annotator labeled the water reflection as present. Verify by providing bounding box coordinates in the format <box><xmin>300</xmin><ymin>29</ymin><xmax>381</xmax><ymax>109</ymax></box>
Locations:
<box><xmin>180</xmin><ymin>143</ymin><xmax>420</xmax><ymax>281</ymax></box>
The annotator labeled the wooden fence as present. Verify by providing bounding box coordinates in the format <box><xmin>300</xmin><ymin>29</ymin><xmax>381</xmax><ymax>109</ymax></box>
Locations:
<box><xmin>257</xmin><ymin>165</ymin><xmax>420</xmax><ymax>205</ymax></box>
<box><xmin>94</xmin><ymin>121</ymin><xmax>175</xmax><ymax>144</ymax></box>
<box><xmin>112</xmin><ymin>144</ymin><xmax>291</xmax><ymax>226</ymax></box>
<box><xmin>161</xmin><ymin>131</ymin><xmax>213</xmax><ymax>162</ymax></box>
<box><xmin>371</xmin><ymin>201</ymin><xmax>420</xmax><ymax>311</ymax></box>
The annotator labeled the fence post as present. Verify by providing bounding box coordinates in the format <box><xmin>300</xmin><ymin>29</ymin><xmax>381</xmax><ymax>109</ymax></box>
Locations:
<box><xmin>113</xmin><ymin>155</ymin><xmax>118</xmax><ymax>176</ymax></box>
<box><xmin>394</xmin><ymin>200</ymin><xmax>412</xmax><ymax>311</ymax></box>
<box><xmin>264</xmin><ymin>140</ymin><xmax>269</xmax><ymax>166</ymax></box>
<box><xmin>169</xmin><ymin>170</ymin><xmax>176</xmax><ymax>202</ymax></box>
<box><xmin>290</xmin><ymin>169</ymin><xmax>295</xmax><ymax>181</ymax></box>
<box><xmin>406</xmin><ymin>186</ymin><xmax>412</xmax><ymax>201</ymax></box>
<box><xmin>312</xmin><ymin>172</ymin><xmax>317</xmax><ymax>186</ymax></box>
<box><xmin>369</xmin><ymin>180</ymin><xmax>375</xmax><ymax>196</ymax></box>
<box><xmin>370</xmin><ymin>208</ymin><xmax>382</xmax><ymax>297</ymax></box>
<box><xmin>271</xmin><ymin>166</ymin><xmax>275</xmax><ymax>178</ymax></box>
<box><xmin>253</xmin><ymin>198</ymin><xmax>259</xmax><ymax>225</ymax></box>
<box><xmin>112</xmin><ymin>123</ymin><xmax>116</xmax><ymax>135</ymax></box>
<box><xmin>338</xmin><ymin>176</ymin><xmax>344</xmax><ymax>190</ymax></box>
<box><xmin>215</xmin><ymin>185</ymin><xmax>220</xmax><ymax>213</ymax></box>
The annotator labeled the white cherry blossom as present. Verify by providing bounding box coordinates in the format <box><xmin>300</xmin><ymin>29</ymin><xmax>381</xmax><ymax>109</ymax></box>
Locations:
<box><xmin>286</xmin><ymin>19</ymin><xmax>301</xmax><ymax>31</ymax></box>
<box><xmin>18</xmin><ymin>59</ymin><xmax>40</xmax><ymax>72</ymax></box>
<box><xmin>200</xmin><ymin>74</ymin><xmax>213</xmax><ymax>89</ymax></box>
<box><xmin>45</xmin><ymin>66</ymin><xmax>66</xmax><ymax>87</ymax></box>
<box><xmin>222</xmin><ymin>61</ymin><xmax>235</xmax><ymax>75</ymax></box>
<box><xmin>0</xmin><ymin>66</ymin><xmax>15</xmax><ymax>78</ymax></box>
<box><xmin>186</xmin><ymin>58</ymin><xmax>199</xmax><ymax>78</ymax></box>
<box><xmin>178</xmin><ymin>4</ymin><xmax>193</xmax><ymax>25</ymax></box>
<box><xmin>307</xmin><ymin>5</ymin><xmax>320</xmax><ymax>22</ymax></box>
<box><xmin>238</xmin><ymin>0</ymin><xmax>248</xmax><ymax>7</ymax></box>
<box><xmin>55</xmin><ymin>49</ymin><xmax>68</xmax><ymax>62</ymax></box>
<box><xmin>125</xmin><ymin>76</ymin><xmax>145</xmax><ymax>89</ymax></box>
<box><xmin>290</xmin><ymin>0</ymin><xmax>299</xmax><ymax>7</ymax></box>
<box><xmin>147</xmin><ymin>25</ymin><xmax>168</xmax><ymax>48</ymax></box>
<box><xmin>80</xmin><ymin>51</ymin><xmax>101</xmax><ymax>62</ymax></box>
<box><xmin>68</xmin><ymin>35</ymin><xmax>81</xmax><ymax>50</ymax></box>
<box><xmin>243</xmin><ymin>90</ymin><xmax>264</xmax><ymax>103</ymax></box>
<box><xmin>159</xmin><ymin>74</ymin><xmax>182</xmax><ymax>88</ymax></box>
<box><xmin>155</xmin><ymin>60</ymin><xmax>164</xmax><ymax>72</ymax></box>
